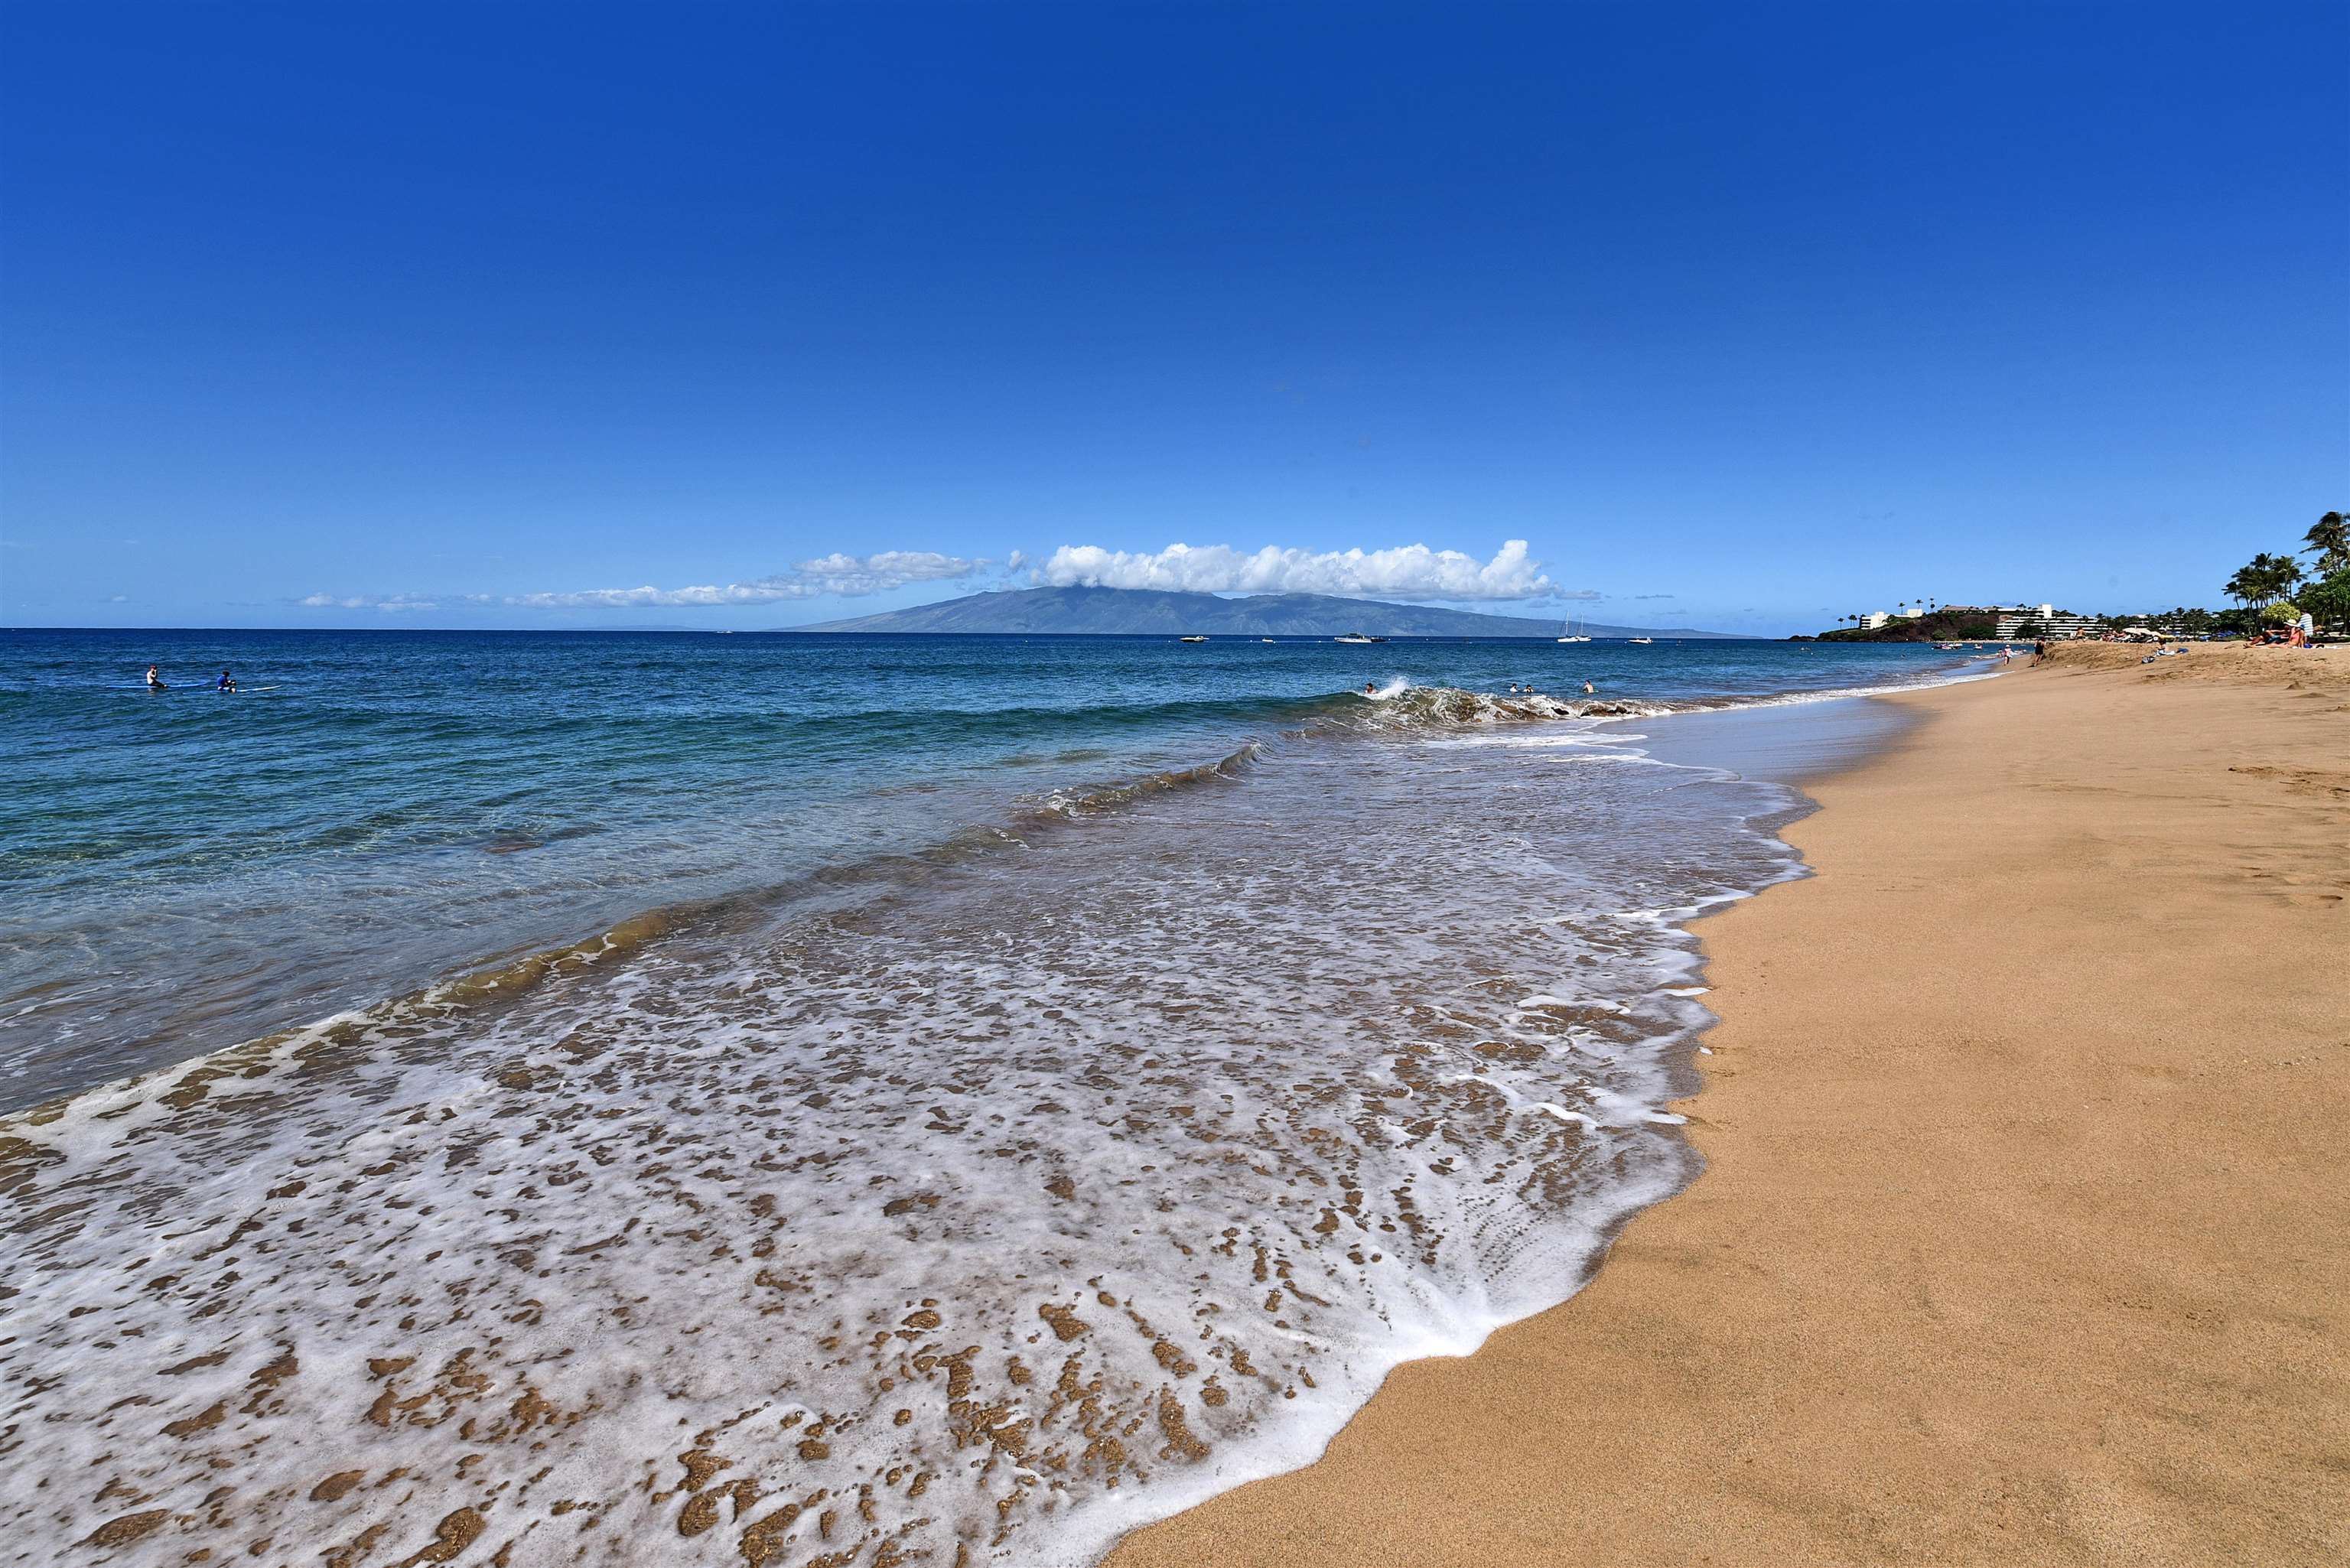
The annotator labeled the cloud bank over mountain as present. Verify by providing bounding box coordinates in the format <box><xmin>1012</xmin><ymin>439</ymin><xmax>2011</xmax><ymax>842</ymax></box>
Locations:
<box><xmin>295</xmin><ymin>541</ymin><xmax>1598</xmax><ymax>617</ymax></box>
<box><xmin>1037</xmin><ymin>540</ymin><xmax>1574</xmax><ymax>601</ymax></box>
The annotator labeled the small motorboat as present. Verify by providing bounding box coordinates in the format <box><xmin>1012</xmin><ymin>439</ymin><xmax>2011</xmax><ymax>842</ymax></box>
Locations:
<box><xmin>1629</xmin><ymin>636</ymin><xmax>1654</xmax><ymax>645</ymax></box>
<box><xmin>1333</xmin><ymin>633</ymin><xmax>1385</xmax><ymax>644</ymax></box>
<box><xmin>1179</xmin><ymin>635</ymin><xmax>1209</xmax><ymax>643</ymax></box>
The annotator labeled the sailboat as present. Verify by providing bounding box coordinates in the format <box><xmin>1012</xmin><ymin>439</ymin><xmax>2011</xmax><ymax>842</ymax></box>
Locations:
<box><xmin>1556</xmin><ymin>610</ymin><xmax>1590</xmax><ymax>643</ymax></box>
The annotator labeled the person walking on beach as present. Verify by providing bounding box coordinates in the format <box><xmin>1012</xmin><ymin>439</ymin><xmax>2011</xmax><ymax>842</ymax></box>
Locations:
<box><xmin>2298</xmin><ymin>609</ymin><xmax>2316</xmax><ymax>647</ymax></box>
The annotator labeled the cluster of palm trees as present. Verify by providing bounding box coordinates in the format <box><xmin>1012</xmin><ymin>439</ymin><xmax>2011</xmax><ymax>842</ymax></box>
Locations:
<box><xmin>2225</xmin><ymin>554</ymin><xmax>2304</xmax><ymax>607</ymax></box>
<box><xmin>2227</xmin><ymin>512</ymin><xmax>2349</xmax><ymax>632</ymax></box>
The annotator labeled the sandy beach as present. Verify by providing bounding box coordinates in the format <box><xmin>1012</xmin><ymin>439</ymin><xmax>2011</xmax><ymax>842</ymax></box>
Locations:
<box><xmin>1111</xmin><ymin>642</ymin><xmax>2350</xmax><ymax>1567</ymax></box>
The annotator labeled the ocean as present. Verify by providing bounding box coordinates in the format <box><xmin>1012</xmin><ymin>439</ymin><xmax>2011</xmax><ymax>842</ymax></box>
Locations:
<box><xmin>1</xmin><ymin>628</ymin><xmax>1991</xmax><ymax>1566</ymax></box>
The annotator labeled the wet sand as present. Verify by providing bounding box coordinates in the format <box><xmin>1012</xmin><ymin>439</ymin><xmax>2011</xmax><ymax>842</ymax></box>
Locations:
<box><xmin>1110</xmin><ymin>642</ymin><xmax>2350</xmax><ymax>1566</ymax></box>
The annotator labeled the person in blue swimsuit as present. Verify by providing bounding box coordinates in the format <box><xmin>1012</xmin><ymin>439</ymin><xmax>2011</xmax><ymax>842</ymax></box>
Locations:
<box><xmin>217</xmin><ymin>669</ymin><xmax>238</xmax><ymax>691</ymax></box>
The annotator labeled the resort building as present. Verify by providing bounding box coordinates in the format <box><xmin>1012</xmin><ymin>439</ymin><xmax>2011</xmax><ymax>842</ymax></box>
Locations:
<box><xmin>1990</xmin><ymin>603</ymin><xmax>2104</xmax><ymax>638</ymax></box>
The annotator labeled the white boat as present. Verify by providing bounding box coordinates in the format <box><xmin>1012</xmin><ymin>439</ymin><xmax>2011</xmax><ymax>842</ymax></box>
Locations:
<box><xmin>1260</xmin><ymin>638</ymin><xmax>1276</xmax><ymax>643</ymax></box>
<box><xmin>1179</xmin><ymin>635</ymin><xmax>1208</xmax><ymax>643</ymax></box>
<box><xmin>1629</xmin><ymin>636</ymin><xmax>1654</xmax><ymax>645</ymax></box>
<box><xmin>1333</xmin><ymin>633</ymin><xmax>1383</xmax><ymax>644</ymax></box>
<box><xmin>1557</xmin><ymin>611</ymin><xmax>1590</xmax><ymax>643</ymax></box>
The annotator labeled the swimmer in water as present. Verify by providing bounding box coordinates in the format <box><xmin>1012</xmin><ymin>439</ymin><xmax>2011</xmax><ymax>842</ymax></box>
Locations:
<box><xmin>1582</xmin><ymin>679</ymin><xmax>1595</xmax><ymax>694</ymax></box>
<box><xmin>1363</xmin><ymin>682</ymin><xmax>1376</xmax><ymax>695</ymax></box>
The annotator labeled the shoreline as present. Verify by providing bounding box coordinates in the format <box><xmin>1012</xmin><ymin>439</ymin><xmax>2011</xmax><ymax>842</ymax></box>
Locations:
<box><xmin>1108</xmin><ymin>642</ymin><xmax>2349</xmax><ymax>1566</ymax></box>
<box><xmin>2</xmin><ymin>649</ymin><xmax>1983</xmax><ymax>1567</ymax></box>
<box><xmin>2</xmin><ymin>656</ymin><xmax>1976</xmax><ymax>1122</ymax></box>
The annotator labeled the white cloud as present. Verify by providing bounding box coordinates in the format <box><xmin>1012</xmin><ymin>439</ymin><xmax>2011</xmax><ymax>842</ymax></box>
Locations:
<box><xmin>507</xmin><ymin>551</ymin><xmax>982</xmax><ymax>609</ymax></box>
<box><xmin>1036</xmin><ymin>539</ymin><xmax>1557</xmax><ymax>601</ymax></box>
<box><xmin>293</xmin><ymin>552</ymin><xmax>983</xmax><ymax>614</ymax></box>
<box><xmin>298</xmin><ymin>592</ymin><xmax>438</xmax><ymax>611</ymax></box>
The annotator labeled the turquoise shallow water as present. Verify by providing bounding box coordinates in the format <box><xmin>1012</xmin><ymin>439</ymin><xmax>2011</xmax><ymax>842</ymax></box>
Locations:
<box><xmin>2</xmin><ymin>628</ymin><xmax>1977</xmax><ymax>1110</ymax></box>
<box><xmin>1</xmin><ymin>625</ymin><xmax>1997</xmax><ymax>1565</ymax></box>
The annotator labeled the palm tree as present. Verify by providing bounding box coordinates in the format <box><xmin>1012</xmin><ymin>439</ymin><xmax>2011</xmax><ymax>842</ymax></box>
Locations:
<box><xmin>2306</xmin><ymin>511</ymin><xmax>2350</xmax><ymax>575</ymax></box>
<box><xmin>2268</xmin><ymin>552</ymin><xmax>2306</xmax><ymax>602</ymax></box>
<box><xmin>2226</xmin><ymin>552</ymin><xmax>2303</xmax><ymax>607</ymax></box>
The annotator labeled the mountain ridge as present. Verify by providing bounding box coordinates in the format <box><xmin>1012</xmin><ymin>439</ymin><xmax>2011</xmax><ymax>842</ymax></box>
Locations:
<box><xmin>780</xmin><ymin>586</ymin><xmax>1734</xmax><ymax>639</ymax></box>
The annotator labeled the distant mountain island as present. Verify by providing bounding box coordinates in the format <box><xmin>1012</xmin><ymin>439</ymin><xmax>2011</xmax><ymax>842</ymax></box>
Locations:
<box><xmin>786</xmin><ymin>586</ymin><xmax>1734</xmax><ymax>639</ymax></box>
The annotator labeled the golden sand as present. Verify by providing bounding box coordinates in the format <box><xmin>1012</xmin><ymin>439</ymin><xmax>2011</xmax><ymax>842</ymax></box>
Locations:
<box><xmin>1110</xmin><ymin>642</ymin><xmax>2349</xmax><ymax>1566</ymax></box>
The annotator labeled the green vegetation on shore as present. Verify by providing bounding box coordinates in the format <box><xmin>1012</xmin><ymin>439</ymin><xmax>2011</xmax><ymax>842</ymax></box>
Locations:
<box><xmin>1798</xmin><ymin>511</ymin><xmax>2349</xmax><ymax>642</ymax></box>
<box><xmin>1802</xmin><ymin>607</ymin><xmax>1997</xmax><ymax>643</ymax></box>
<box><xmin>2228</xmin><ymin>512</ymin><xmax>2349</xmax><ymax>636</ymax></box>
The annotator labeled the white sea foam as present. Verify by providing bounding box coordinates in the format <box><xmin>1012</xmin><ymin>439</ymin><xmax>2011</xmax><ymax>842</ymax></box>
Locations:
<box><xmin>2</xmin><ymin>718</ymin><xmax>1808</xmax><ymax>1566</ymax></box>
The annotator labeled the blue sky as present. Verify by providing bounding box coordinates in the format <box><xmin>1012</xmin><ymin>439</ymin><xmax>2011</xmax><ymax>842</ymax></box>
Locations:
<box><xmin>2</xmin><ymin>2</ymin><xmax>2343</xmax><ymax>635</ymax></box>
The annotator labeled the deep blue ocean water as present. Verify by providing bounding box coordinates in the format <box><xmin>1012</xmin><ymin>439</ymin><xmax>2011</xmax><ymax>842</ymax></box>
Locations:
<box><xmin>1</xmin><ymin>625</ymin><xmax>1994</xmax><ymax>1567</ymax></box>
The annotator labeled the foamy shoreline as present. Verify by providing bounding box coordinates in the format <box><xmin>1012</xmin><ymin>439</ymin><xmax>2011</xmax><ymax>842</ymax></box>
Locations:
<box><xmin>1108</xmin><ymin>642</ymin><xmax>2350</xmax><ymax>1567</ymax></box>
<box><xmin>6</xmin><ymin>667</ymin><xmax>1887</xmax><ymax>1566</ymax></box>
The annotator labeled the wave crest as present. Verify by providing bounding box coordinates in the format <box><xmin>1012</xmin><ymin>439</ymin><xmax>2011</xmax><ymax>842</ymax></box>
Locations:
<box><xmin>1330</xmin><ymin>683</ymin><xmax>1672</xmax><ymax>730</ymax></box>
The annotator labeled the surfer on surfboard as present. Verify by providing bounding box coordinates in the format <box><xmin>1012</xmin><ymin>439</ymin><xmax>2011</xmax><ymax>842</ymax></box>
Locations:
<box><xmin>216</xmin><ymin>669</ymin><xmax>238</xmax><ymax>691</ymax></box>
<box><xmin>145</xmin><ymin>664</ymin><xmax>164</xmax><ymax>691</ymax></box>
